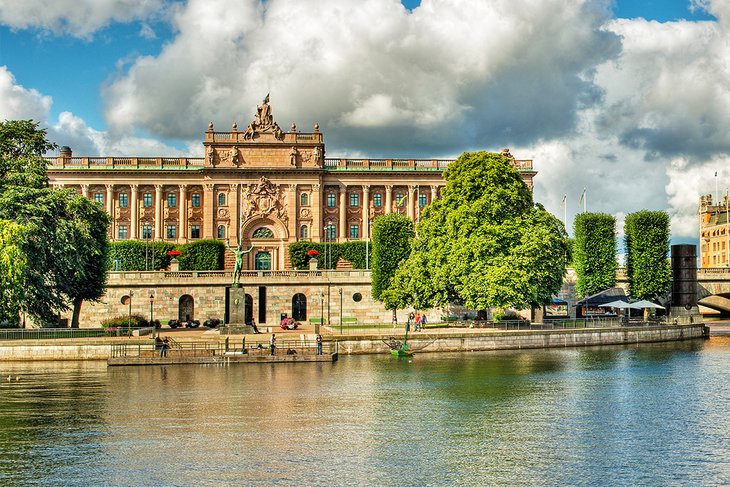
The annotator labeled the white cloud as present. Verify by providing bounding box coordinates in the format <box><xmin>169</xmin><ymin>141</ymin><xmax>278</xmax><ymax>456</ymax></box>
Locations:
<box><xmin>0</xmin><ymin>66</ymin><xmax>52</xmax><ymax>122</ymax></box>
<box><xmin>102</xmin><ymin>0</ymin><xmax>620</xmax><ymax>155</ymax></box>
<box><xmin>0</xmin><ymin>0</ymin><xmax>165</xmax><ymax>38</ymax></box>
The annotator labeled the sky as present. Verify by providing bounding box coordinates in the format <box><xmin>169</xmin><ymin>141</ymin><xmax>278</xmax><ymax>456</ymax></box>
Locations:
<box><xmin>0</xmin><ymin>0</ymin><xmax>728</xmax><ymax>246</ymax></box>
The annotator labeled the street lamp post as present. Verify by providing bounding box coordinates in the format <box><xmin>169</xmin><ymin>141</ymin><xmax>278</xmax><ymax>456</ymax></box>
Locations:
<box><xmin>149</xmin><ymin>293</ymin><xmax>155</xmax><ymax>341</ymax></box>
<box><xmin>339</xmin><ymin>287</ymin><xmax>343</xmax><ymax>335</ymax></box>
<box><xmin>128</xmin><ymin>290</ymin><xmax>134</xmax><ymax>335</ymax></box>
<box><xmin>317</xmin><ymin>292</ymin><xmax>324</xmax><ymax>335</ymax></box>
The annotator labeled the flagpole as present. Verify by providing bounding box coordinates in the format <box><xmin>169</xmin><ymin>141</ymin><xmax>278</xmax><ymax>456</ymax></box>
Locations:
<box><xmin>562</xmin><ymin>194</ymin><xmax>567</xmax><ymax>229</ymax></box>
<box><xmin>584</xmin><ymin>188</ymin><xmax>587</xmax><ymax>213</ymax></box>
<box><xmin>715</xmin><ymin>172</ymin><xmax>719</xmax><ymax>207</ymax></box>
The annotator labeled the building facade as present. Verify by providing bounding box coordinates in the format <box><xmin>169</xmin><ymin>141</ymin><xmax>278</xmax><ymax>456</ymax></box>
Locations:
<box><xmin>46</xmin><ymin>98</ymin><xmax>536</xmax><ymax>272</ymax></box>
<box><xmin>699</xmin><ymin>194</ymin><xmax>730</xmax><ymax>267</ymax></box>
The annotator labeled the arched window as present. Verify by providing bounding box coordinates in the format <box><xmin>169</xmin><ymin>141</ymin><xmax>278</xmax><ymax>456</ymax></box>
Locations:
<box><xmin>300</xmin><ymin>225</ymin><xmax>308</xmax><ymax>238</ymax></box>
<box><xmin>252</xmin><ymin>227</ymin><xmax>274</xmax><ymax>238</ymax></box>
<box><xmin>218</xmin><ymin>193</ymin><xmax>226</xmax><ymax>206</ymax></box>
<box><xmin>292</xmin><ymin>293</ymin><xmax>307</xmax><ymax>321</ymax></box>
<box><xmin>217</xmin><ymin>225</ymin><xmax>226</xmax><ymax>239</ymax></box>
<box><xmin>255</xmin><ymin>252</ymin><xmax>271</xmax><ymax>270</ymax></box>
<box><xmin>300</xmin><ymin>193</ymin><xmax>309</xmax><ymax>206</ymax></box>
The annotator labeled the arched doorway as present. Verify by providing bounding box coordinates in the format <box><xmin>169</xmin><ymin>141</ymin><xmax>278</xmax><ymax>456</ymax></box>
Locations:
<box><xmin>292</xmin><ymin>293</ymin><xmax>307</xmax><ymax>321</ymax></box>
<box><xmin>255</xmin><ymin>252</ymin><xmax>271</xmax><ymax>270</ymax></box>
<box><xmin>179</xmin><ymin>295</ymin><xmax>194</xmax><ymax>321</ymax></box>
<box><xmin>245</xmin><ymin>293</ymin><xmax>253</xmax><ymax>324</ymax></box>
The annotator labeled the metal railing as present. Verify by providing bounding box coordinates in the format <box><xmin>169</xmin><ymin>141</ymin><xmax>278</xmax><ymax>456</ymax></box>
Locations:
<box><xmin>110</xmin><ymin>338</ymin><xmax>335</xmax><ymax>358</ymax></box>
<box><xmin>0</xmin><ymin>328</ymin><xmax>115</xmax><ymax>341</ymax></box>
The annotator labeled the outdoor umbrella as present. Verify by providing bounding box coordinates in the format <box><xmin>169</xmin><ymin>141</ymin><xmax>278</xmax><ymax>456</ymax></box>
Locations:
<box><xmin>598</xmin><ymin>300</ymin><xmax>633</xmax><ymax>309</ymax></box>
<box><xmin>630</xmin><ymin>300</ymin><xmax>665</xmax><ymax>310</ymax></box>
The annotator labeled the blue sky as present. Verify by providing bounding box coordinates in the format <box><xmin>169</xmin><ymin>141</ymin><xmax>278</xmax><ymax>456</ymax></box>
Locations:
<box><xmin>0</xmin><ymin>0</ymin><xmax>728</xmax><ymax>242</ymax></box>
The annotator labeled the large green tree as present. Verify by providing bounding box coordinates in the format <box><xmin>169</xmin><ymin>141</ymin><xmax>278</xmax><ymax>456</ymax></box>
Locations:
<box><xmin>624</xmin><ymin>210</ymin><xmax>671</xmax><ymax>300</ymax></box>
<box><xmin>0</xmin><ymin>120</ymin><xmax>109</xmax><ymax>326</ymax></box>
<box><xmin>371</xmin><ymin>213</ymin><xmax>414</xmax><ymax>302</ymax></box>
<box><xmin>382</xmin><ymin>151</ymin><xmax>567</xmax><ymax>311</ymax></box>
<box><xmin>573</xmin><ymin>212</ymin><xmax>617</xmax><ymax>297</ymax></box>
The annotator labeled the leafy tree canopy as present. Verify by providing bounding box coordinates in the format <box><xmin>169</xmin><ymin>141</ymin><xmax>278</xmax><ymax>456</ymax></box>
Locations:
<box><xmin>382</xmin><ymin>151</ymin><xmax>567</xmax><ymax>311</ymax></box>
<box><xmin>0</xmin><ymin>120</ymin><xmax>56</xmax><ymax>190</ymax></box>
<box><xmin>573</xmin><ymin>212</ymin><xmax>617</xmax><ymax>297</ymax></box>
<box><xmin>624</xmin><ymin>210</ymin><xmax>671</xmax><ymax>300</ymax></box>
<box><xmin>371</xmin><ymin>213</ymin><xmax>414</xmax><ymax>303</ymax></box>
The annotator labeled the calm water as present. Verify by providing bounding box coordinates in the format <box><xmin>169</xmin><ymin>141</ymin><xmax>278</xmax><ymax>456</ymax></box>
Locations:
<box><xmin>1</xmin><ymin>338</ymin><xmax>729</xmax><ymax>486</ymax></box>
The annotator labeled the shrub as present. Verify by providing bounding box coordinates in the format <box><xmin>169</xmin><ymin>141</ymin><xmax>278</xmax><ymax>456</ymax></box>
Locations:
<box><xmin>101</xmin><ymin>314</ymin><xmax>149</xmax><ymax>328</ymax></box>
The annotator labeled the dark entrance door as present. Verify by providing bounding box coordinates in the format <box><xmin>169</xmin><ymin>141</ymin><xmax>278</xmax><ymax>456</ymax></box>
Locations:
<box><xmin>179</xmin><ymin>295</ymin><xmax>194</xmax><ymax>321</ymax></box>
<box><xmin>292</xmin><ymin>293</ymin><xmax>307</xmax><ymax>321</ymax></box>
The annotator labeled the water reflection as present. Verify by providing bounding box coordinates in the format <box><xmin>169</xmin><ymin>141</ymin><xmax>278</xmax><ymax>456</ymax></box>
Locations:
<box><xmin>0</xmin><ymin>340</ymin><xmax>728</xmax><ymax>485</ymax></box>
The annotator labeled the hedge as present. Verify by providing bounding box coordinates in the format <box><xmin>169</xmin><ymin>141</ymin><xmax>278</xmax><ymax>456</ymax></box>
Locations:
<box><xmin>108</xmin><ymin>239</ymin><xmax>225</xmax><ymax>271</ymax></box>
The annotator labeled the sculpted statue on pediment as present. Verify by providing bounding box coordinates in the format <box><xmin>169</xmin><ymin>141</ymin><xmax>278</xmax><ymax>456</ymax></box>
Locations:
<box><xmin>241</xmin><ymin>176</ymin><xmax>288</xmax><ymax>223</ymax></box>
<box><xmin>242</xmin><ymin>94</ymin><xmax>285</xmax><ymax>141</ymax></box>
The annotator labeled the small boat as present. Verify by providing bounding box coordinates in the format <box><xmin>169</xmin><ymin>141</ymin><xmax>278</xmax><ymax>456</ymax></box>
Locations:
<box><xmin>391</xmin><ymin>347</ymin><xmax>413</xmax><ymax>357</ymax></box>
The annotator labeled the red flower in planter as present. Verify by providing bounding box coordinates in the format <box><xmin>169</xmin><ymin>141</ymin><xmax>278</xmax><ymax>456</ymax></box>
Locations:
<box><xmin>167</xmin><ymin>249</ymin><xmax>182</xmax><ymax>257</ymax></box>
<box><xmin>306</xmin><ymin>249</ymin><xmax>320</xmax><ymax>257</ymax></box>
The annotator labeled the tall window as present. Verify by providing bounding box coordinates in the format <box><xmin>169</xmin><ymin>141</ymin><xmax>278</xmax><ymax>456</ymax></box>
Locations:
<box><xmin>142</xmin><ymin>225</ymin><xmax>152</xmax><ymax>239</ymax></box>
<box><xmin>418</xmin><ymin>193</ymin><xmax>428</xmax><ymax>207</ymax></box>
<box><xmin>217</xmin><ymin>225</ymin><xmax>226</xmax><ymax>239</ymax></box>
<box><xmin>167</xmin><ymin>193</ymin><xmax>177</xmax><ymax>207</ymax></box>
<box><xmin>117</xmin><ymin>225</ymin><xmax>128</xmax><ymax>239</ymax></box>
<box><xmin>327</xmin><ymin>193</ymin><xmax>336</xmax><ymax>207</ymax></box>
<box><xmin>350</xmin><ymin>193</ymin><xmax>360</xmax><ymax>207</ymax></box>
<box><xmin>325</xmin><ymin>224</ymin><xmax>336</xmax><ymax>240</ymax></box>
<box><xmin>191</xmin><ymin>225</ymin><xmax>200</xmax><ymax>239</ymax></box>
<box><xmin>349</xmin><ymin>224</ymin><xmax>360</xmax><ymax>239</ymax></box>
<box><xmin>255</xmin><ymin>252</ymin><xmax>271</xmax><ymax>270</ymax></box>
<box><xmin>300</xmin><ymin>193</ymin><xmax>309</xmax><ymax>206</ymax></box>
<box><xmin>94</xmin><ymin>193</ymin><xmax>104</xmax><ymax>204</ymax></box>
<box><xmin>218</xmin><ymin>193</ymin><xmax>226</xmax><ymax>206</ymax></box>
<box><xmin>119</xmin><ymin>193</ymin><xmax>128</xmax><ymax>207</ymax></box>
<box><xmin>191</xmin><ymin>193</ymin><xmax>201</xmax><ymax>207</ymax></box>
<box><xmin>395</xmin><ymin>193</ymin><xmax>404</xmax><ymax>207</ymax></box>
<box><xmin>300</xmin><ymin>225</ymin><xmax>308</xmax><ymax>238</ymax></box>
<box><xmin>373</xmin><ymin>193</ymin><xmax>382</xmax><ymax>207</ymax></box>
<box><xmin>143</xmin><ymin>193</ymin><xmax>153</xmax><ymax>207</ymax></box>
<box><xmin>166</xmin><ymin>225</ymin><xmax>177</xmax><ymax>239</ymax></box>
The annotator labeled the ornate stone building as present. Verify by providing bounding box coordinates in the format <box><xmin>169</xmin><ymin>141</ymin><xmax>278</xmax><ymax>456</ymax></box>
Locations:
<box><xmin>46</xmin><ymin>97</ymin><xmax>536</xmax><ymax>271</ymax></box>
<box><xmin>699</xmin><ymin>194</ymin><xmax>730</xmax><ymax>267</ymax></box>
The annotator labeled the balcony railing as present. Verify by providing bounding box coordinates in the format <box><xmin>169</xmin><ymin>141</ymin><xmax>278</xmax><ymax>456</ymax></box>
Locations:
<box><xmin>323</xmin><ymin>158</ymin><xmax>532</xmax><ymax>171</ymax></box>
<box><xmin>45</xmin><ymin>157</ymin><xmax>205</xmax><ymax>170</ymax></box>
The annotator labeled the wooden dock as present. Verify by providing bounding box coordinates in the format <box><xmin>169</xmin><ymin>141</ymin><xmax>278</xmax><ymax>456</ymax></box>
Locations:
<box><xmin>107</xmin><ymin>339</ymin><xmax>338</xmax><ymax>366</ymax></box>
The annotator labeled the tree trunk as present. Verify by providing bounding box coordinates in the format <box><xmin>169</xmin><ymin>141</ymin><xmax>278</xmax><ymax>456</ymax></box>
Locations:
<box><xmin>71</xmin><ymin>297</ymin><xmax>83</xmax><ymax>328</ymax></box>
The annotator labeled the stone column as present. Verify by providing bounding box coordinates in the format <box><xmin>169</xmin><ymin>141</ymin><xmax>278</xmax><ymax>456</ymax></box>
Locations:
<box><xmin>407</xmin><ymin>185</ymin><xmax>416</xmax><ymax>220</ymax></box>
<box><xmin>362</xmin><ymin>184</ymin><xmax>370</xmax><ymax>240</ymax></box>
<box><xmin>154</xmin><ymin>185</ymin><xmax>163</xmax><ymax>240</ymax></box>
<box><xmin>339</xmin><ymin>184</ymin><xmax>347</xmax><ymax>241</ymax></box>
<box><xmin>105</xmin><ymin>184</ymin><xmax>114</xmax><ymax>238</ymax></box>
<box><xmin>80</xmin><ymin>184</ymin><xmax>89</xmax><ymax>198</ymax></box>
<box><xmin>385</xmin><ymin>185</ymin><xmax>393</xmax><ymax>214</ymax></box>
<box><xmin>203</xmin><ymin>184</ymin><xmax>214</xmax><ymax>239</ymax></box>
<box><xmin>288</xmin><ymin>183</ymin><xmax>298</xmax><ymax>241</ymax></box>
<box><xmin>179</xmin><ymin>184</ymin><xmax>188</xmax><ymax>243</ymax></box>
<box><xmin>130</xmin><ymin>184</ymin><xmax>139</xmax><ymax>240</ymax></box>
<box><xmin>312</xmin><ymin>183</ymin><xmax>322</xmax><ymax>242</ymax></box>
<box><xmin>229</xmin><ymin>183</ymin><xmax>239</xmax><ymax>243</ymax></box>
<box><xmin>431</xmin><ymin>185</ymin><xmax>438</xmax><ymax>202</ymax></box>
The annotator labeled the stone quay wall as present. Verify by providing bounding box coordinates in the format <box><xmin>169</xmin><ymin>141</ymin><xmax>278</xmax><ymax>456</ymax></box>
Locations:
<box><xmin>333</xmin><ymin>324</ymin><xmax>708</xmax><ymax>355</ymax></box>
<box><xmin>0</xmin><ymin>325</ymin><xmax>706</xmax><ymax>361</ymax></box>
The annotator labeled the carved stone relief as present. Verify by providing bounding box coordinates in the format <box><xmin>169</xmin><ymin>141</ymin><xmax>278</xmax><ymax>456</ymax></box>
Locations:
<box><xmin>241</xmin><ymin>176</ymin><xmax>288</xmax><ymax>224</ymax></box>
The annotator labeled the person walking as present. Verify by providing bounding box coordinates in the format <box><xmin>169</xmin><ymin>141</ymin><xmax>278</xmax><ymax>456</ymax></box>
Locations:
<box><xmin>420</xmin><ymin>313</ymin><xmax>427</xmax><ymax>331</ymax></box>
<box><xmin>270</xmin><ymin>333</ymin><xmax>276</xmax><ymax>356</ymax></box>
<box><xmin>316</xmin><ymin>334</ymin><xmax>323</xmax><ymax>355</ymax></box>
<box><xmin>414</xmin><ymin>313</ymin><xmax>422</xmax><ymax>332</ymax></box>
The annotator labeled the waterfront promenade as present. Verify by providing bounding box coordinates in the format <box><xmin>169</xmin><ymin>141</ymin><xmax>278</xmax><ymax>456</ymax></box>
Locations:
<box><xmin>0</xmin><ymin>321</ymin><xmax>709</xmax><ymax>363</ymax></box>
